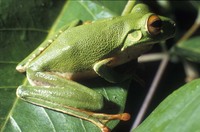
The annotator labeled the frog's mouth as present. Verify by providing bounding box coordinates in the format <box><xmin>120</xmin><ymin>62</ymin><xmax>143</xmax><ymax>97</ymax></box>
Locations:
<box><xmin>157</xmin><ymin>18</ymin><xmax>176</xmax><ymax>40</ymax></box>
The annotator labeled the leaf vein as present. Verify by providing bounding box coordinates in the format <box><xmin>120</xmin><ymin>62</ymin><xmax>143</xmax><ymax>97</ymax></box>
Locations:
<box><xmin>103</xmin><ymin>88</ymin><xmax>110</xmax><ymax>101</ymax></box>
<box><xmin>0</xmin><ymin>61</ymin><xmax>19</xmax><ymax>64</ymax></box>
<box><xmin>78</xmin><ymin>1</ymin><xmax>97</xmax><ymax>20</ymax></box>
<box><xmin>80</xmin><ymin>119</ymin><xmax>87</xmax><ymax>132</ymax></box>
<box><xmin>10</xmin><ymin>116</ymin><xmax>22</xmax><ymax>132</ymax></box>
<box><xmin>1</xmin><ymin>98</ymin><xmax>19</xmax><ymax>131</ymax></box>
<box><xmin>43</xmin><ymin>109</ymin><xmax>56</xmax><ymax>132</ymax></box>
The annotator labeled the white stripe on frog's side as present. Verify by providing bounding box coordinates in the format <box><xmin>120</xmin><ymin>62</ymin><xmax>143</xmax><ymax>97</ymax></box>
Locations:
<box><xmin>26</xmin><ymin>70</ymin><xmax>98</xmax><ymax>87</ymax></box>
<box><xmin>27</xmin><ymin>72</ymin><xmax>54</xmax><ymax>87</ymax></box>
<box><xmin>49</xmin><ymin>70</ymin><xmax>98</xmax><ymax>81</ymax></box>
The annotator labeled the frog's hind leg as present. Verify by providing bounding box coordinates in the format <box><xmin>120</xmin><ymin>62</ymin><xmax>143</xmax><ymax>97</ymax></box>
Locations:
<box><xmin>17</xmin><ymin>84</ymin><xmax>130</xmax><ymax>132</ymax></box>
<box><xmin>17</xmin><ymin>68</ymin><xmax>130</xmax><ymax>132</ymax></box>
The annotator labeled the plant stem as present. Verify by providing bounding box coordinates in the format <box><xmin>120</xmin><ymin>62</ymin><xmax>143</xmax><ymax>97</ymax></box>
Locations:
<box><xmin>138</xmin><ymin>53</ymin><xmax>167</xmax><ymax>63</ymax></box>
<box><xmin>177</xmin><ymin>7</ymin><xmax>200</xmax><ymax>44</ymax></box>
<box><xmin>183</xmin><ymin>60</ymin><xmax>199</xmax><ymax>82</ymax></box>
<box><xmin>131</xmin><ymin>54</ymin><xmax>169</xmax><ymax>130</ymax></box>
<box><xmin>177</xmin><ymin>7</ymin><xmax>200</xmax><ymax>81</ymax></box>
<box><xmin>121</xmin><ymin>0</ymin><xmax>136</xmax><ymax>16</ymax></box>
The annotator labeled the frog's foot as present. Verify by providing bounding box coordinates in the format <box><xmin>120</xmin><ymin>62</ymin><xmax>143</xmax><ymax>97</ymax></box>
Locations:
<box><xmin>83</xmin><ymin>21</ymin><xmax>92</xmax><ymax>25</ymax></box>
<box><xmin>81</xmin><ymin>110</ymin><xmax>131</xmax><ymax>132</ymax></box>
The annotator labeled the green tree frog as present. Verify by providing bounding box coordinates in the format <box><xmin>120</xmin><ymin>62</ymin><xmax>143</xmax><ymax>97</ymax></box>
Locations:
<box><xmin>16</xmin><ymin>3</ymin><xmax>175</xmax><ymax>132</ymax></box>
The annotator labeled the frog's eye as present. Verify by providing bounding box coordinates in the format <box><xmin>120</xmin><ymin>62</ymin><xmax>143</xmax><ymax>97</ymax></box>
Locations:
<box><xmin>147</xmin><ymin>14</ymin><xmax>162</xmax><ymax>36</ymax></box>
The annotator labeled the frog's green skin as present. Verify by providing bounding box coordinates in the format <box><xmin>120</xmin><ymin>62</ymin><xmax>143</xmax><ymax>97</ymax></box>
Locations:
<box><xmin>16</xmin><ymin>4</ymin><xmax>175</xmax><ymax>132</ymax></box>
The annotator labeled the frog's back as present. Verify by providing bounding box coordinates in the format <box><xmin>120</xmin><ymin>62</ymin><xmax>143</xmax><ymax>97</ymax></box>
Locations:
<box><xmin>32</xmin><ymin>16</ymin><xmax>132</xmax><ymax>73</ymax></box>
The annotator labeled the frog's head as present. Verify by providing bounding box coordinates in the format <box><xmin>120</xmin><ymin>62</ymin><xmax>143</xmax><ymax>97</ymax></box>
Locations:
<box><xmin>123</xmin><ymin>4</ymin><xmax>176</xmax><ymax>50</ymax></box>
<box><xmin>138</xmin><ymin>13</ymin><xmax>176</xmax><ymax>44</ymax></box>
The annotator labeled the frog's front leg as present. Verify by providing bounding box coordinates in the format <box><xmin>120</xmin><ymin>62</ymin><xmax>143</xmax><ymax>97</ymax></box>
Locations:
<box><xmin>16</xmin><ymin>68</ymin><xmax>130</xmax><ymax>132</ymax></box>
<box><xmin>93</xmin><ymin>30</ymin><xmax>154</xmax><ymax>84</ymax></box>
<box><xmin>94</xmin><ymin>58</ymin><xmax>133</xmax><ymax>83</ymax></box>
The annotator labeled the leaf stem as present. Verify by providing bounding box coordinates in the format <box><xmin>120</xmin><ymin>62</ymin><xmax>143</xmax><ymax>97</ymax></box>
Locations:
<box><xmin>177</xmin><ymin>7</ymin><xmax>200</xmax><ymax>44</ymax></box>
<box><xmin>131</xmin><ymin>53</ymin><xmax>169</xmax><ymax>130</ymax></box>
<box><xmin>177</xmin><ymin>7</ymin><xmax>200</xmax><ymax>82</ymax></box>
<box><xmin>121</xmin><ymin>0</ymin><xmax>136</xmax><ymax>16</ymax></box>
<box><xmin>138</xmin><ymin>53</ymin><xmax>167</xmax><ymax>63</ymax></box>
<box><xmin>183</xmin><ymin>60</ymin><xmax>199</xmax><ymax>82</ymax></box>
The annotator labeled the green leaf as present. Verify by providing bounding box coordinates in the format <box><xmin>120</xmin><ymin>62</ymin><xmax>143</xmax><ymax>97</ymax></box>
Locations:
<box><xmin>0</xmin><ymin>0</ymin><xmax>129</xmax><ymax>132</ymax></box>
<box><xmin>132</xmin><ymin>79</ymin><xmax>200</xmax><ymax>132</ymax></box>
<box><xmin>174</xmin><ymin>37</ymin><xmax>200</xmax><ymax>63</ymax></box>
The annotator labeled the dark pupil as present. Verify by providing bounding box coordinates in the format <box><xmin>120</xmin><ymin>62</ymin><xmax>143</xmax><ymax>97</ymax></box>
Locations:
<box><xmin>151</xmin><ymin>20</ymin><xmax>162</xmax><ymax>28</ymax></box>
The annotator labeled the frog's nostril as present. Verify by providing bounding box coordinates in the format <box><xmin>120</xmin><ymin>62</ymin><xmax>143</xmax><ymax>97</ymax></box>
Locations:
<box><xmin>172</xmin><ymin>22</ymin><xmax>176</xmax><ymax>28</ymax></box>
<box><xmin>170</xmin><ymin>20</ymin><xmax>176</xmax><ymax>27</ymax></box>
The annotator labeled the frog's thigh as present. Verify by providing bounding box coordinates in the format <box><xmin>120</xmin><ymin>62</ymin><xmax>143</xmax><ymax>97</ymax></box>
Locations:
<box><xmin>24</xmin><ymin>68</ymin><xmax>104</xmax><ymax>111</ymax></box>
<box><xmin>93</xmin><ymin>58</ymin><xmax>131</xmax><ymax>83</ymax></box>
<box><xmin>17</xmin><ymin>83</ymin><xmax>104</xmax><ymax>111</ymax></box>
